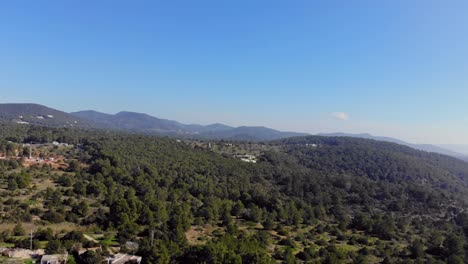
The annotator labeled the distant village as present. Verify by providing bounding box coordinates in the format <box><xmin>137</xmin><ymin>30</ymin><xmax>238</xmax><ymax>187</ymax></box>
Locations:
<box><xmin>13</xmin><ymin>114</ymin><xmax>80</xmax><ymax>127</ymax></box>
<box><xmin>0</xmin><ymin>141</ymin><xmax>72</xmax><ymax>170</ymax></box>
<box><xmin>0</xmin><ymin>248</ymin><xmax>142</xmax><ymax>264</ymax></box>
<box><xmin>183</xmin><ymin>140</ymin><xmax>261</xmax><ymax>163</ymax></box>
<box><xmin>182</xmin><ymin>140</ymin><xmax>320</xmax><ymax>165</ymax></box>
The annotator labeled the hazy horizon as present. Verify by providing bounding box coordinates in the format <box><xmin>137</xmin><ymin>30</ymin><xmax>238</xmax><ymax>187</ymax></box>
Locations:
<box><xmin>3</xmin><ymin>101</ymin><xmax>468</xmax><ymax>150</ymax></box>
<box><xmin>2</xmin><ymin>1</ymin><xmax>468</xmax><ymax>144</ymax></box>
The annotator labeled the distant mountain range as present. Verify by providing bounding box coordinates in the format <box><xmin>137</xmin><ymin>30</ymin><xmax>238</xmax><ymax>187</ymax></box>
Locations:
<box><xmin>0</xmin><ymin>103</ymin><xmax>306</xmax><ymax>141</ymax></box>
<box><xmin>70</xmin><ymin>110</ymin><xmax>307</xmax><ymax>141</ymax></box>
<box><xmin>1</xmin><ymin>103</ymin><xmax>467</xmax><ymax>160</ymax></box>
<box><xmin>319</xmin><ymin>133</ymin><xmax>468</xmax><ymax>161</ymax></box>
<box><xmin>439</xmin><ymin>144</ymin><xmax>468</xmax><ymax>156</ymax></box>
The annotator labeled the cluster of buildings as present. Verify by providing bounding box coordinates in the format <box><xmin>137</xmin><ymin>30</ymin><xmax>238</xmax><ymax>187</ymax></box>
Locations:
<box><xmin>235</xmin><ymin>154</ymin><xmax>257</xmax><ymax>163</ymax></box>
<box><xmin>15</xmin><ymin>120</ymin><xmax>29</xmax><ymax>124</ymax></box>
<box><xmin>52</xmin><ymin>141</ymin><xmax>73</xmax><ymax>147</ymax></box>
<box><xmin>0</xmin><ymin>248</ymin><xmax>44</xmax><ymax>259</ymax></box>
<box><xmin>2</xmin><ymin>240</ymin><xmax>142</xmax><ymax>263</ymax></box>
<box><xmin>13</xmin><ymin>114</ymin><xmax>55</xmax><ymax>124</ymax></box>
<box><xmin>105</xmin><ymin>254</ymin><xmax>142</xmax><ymax>264</ymax></box>
<box><xmin>39</xmin><ymin>253</ymin><xmax>142</xmax><ymax>264</ymax></box>
<box><xmin>0</xmin><ymin>249</ymin><xmax>142</xmax><ymax>264</ymax></box>
<box><xmin>39</xmin><ymin>253</ymin><xmax>68</xmax><ymax>264</ymax></box>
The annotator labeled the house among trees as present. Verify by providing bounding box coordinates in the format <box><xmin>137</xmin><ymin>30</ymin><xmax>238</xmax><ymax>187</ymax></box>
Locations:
<box><xmin>0</xmin><ymin>248</ymin><xmax>44</xmax><ymax>259</ymax></box>
<box><xmin>124</xmin><ymin>241</ymin><xmax>139</xmax><ymax>252</ymax></box>
<box><xmin>52</xmin><ymin>141</ymin><xmax>71</xmax><ymax>147</ymax></box>
<box><xmin>106</xmin><ymin>254</ymin><xmax>142</xmax><ymax>264</ymax></box>
<box><xmin>40</xmin><ymin>253</ymin><xmax>68</xmax><ymax>264</ymax></box>
<box><xmin>235</xmin><ymin>154</ymin><xmax>257</xmax><ymax>163</ymax></box>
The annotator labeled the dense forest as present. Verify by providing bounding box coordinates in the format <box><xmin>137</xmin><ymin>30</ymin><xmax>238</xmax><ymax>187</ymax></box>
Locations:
<box><xmin>1</xmin><ymin>122</ymin><xmax>468</xmax><ymax>263</ymax></box>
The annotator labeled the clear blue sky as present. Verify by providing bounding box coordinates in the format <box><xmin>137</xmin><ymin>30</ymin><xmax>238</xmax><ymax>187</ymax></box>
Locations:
<box><xmin>1</xmin><ymin>0</ymin><xmax>468</xmax><ymax>144</ymax></box>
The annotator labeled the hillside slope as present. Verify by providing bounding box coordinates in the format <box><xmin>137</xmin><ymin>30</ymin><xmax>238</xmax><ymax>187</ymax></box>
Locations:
<box><xmin>71</xmin><ymin>109</ymin><xmax>307</xmax><ymax>140</ymax></box>
<box><xmin>319</xmin><ymin>132</ymin><xmax>468</xmax><ymax>161</ymax></box>
<box><xmin>1</xmin><ymin>123</ymin><xmax>468</xmax><ymax>263</ymax></box>
<box><xmin>0</xmin><ymin>103</ymin><xmax>92</xmax><ymax>128</ymax></box>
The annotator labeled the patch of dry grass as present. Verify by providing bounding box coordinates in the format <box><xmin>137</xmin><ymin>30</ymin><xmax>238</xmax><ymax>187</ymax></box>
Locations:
<box><xmin>0</xmin><ymin>222</ymin><xmax>81</xmax><ymax>233</ymax></box>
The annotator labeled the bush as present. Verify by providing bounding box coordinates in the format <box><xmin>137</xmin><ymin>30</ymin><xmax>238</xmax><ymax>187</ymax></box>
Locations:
<box><xmin>13</xmin><ymin>223</ymin><xmax>25</xmax><ymax>236</ymax></box>
<box><xmin>36</xmin><ymin>228</ymin><xmax>54</xmax><ymax>241</ymax></box>
<box><xmin>316</xmin><ymin>239</ymin><xmax>327</xmax><ymax>246</ymax></box>
<box><xmin>42</xmin><ymin>210</ymin><xmax>65</xmax><ymax>223</ymax></box>
<box><xmin>296</xmin><ymin>250</ymin><xmax>312</xmax><ymax>261</ymax></box>
<box><xmin>277</xmin><ymin>227</ymin><xmax>289</xmax><ymax>236</ymax></box>
<box><xmin>356</xmin><ymin>236</ymin><xmax>369</xmax><ymax>245</ymax></box>
<box><xmin>279</xmin><ymin>238</ymin><xmax>296</xmax><ymax>248</ymax></box>
<box><xmin>45</xmin><ymin>239</ymin><xmax>63</xmax><ymax>254</ymax></box>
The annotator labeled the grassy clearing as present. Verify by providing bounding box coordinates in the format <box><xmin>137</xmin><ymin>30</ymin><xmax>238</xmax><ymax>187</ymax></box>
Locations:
<box><xmin>92</xmin><ymin>232</ymin><xmax>119</xmax><ymax>247</ymax></box>
<box><xmin>0</xmin><ymin>242</ymin><xmax>15</xmax><ymax>247</ymax></box>
<box><xmin>0</xmin><ymin>222</ymin><xmax>80</xmax><ymax>233</ymax></box>
<box><xmin>0</xmin><ymin>256</ymin><xmax>32</xmax><ymax>264</ymax></box>
<box><xmin>336</xmin><ymin>243</ymin><xmax>359</xmax><ymax>253</ymax></box>
<box><xmin>185</xmin><ymin>225</ymin><xmax>220</xmax><ymax>246</ymax></box>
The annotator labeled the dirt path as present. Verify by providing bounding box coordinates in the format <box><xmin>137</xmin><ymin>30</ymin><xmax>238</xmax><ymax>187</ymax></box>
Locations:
<box><xmin>83</xmin><ymin>234</ymin><xmax>99</xmax><ymax>243</ymax></box>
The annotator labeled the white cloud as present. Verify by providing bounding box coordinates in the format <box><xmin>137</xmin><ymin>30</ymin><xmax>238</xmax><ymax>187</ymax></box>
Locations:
<box><xmin>331</xmin><ymin>112</ymin><xmax>349</xmax><ymax>120</ymax></box>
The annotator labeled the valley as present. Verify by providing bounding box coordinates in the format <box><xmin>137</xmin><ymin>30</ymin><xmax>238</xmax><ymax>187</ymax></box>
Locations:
<box><xmin>0</xmin><ymin>123</ymin><xmax>467</xmax><ymax>263</ymax></box>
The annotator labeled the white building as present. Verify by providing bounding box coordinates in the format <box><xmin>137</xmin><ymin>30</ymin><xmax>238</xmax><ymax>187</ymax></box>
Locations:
<box><xmin>40</xmin><ymin>254</ymin><xmax>68</xmax><ymax>264</ymax></box>
<box><xmin>107</xmin><ymin>254</ymin><xmax>142</xmax><ymax>264</ymax></box>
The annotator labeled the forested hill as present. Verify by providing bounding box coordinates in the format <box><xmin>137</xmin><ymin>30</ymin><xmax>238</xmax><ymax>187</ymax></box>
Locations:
<box><xmin>0</xmin><ymin>103</ymin><xmax>307</xmax><ymax>141</ymax></box>
<box><xmin>0</xmin><ymin>103</ymin><xmax>92</xmax><ymax>128</ymax></box>
<box><xmin>275</xmin><ymin>136</ymin><xmax>468</xmax><ymax>190</ymax></box>
<box><xmin>318</xmin><ymin>132</ymin><xmax>468</xmax><ymax>160</ymax></box>
<box><xmin>1</xmin><ymin>123</ymin><xmax>468</xmax><ymax>263</ymax></box>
